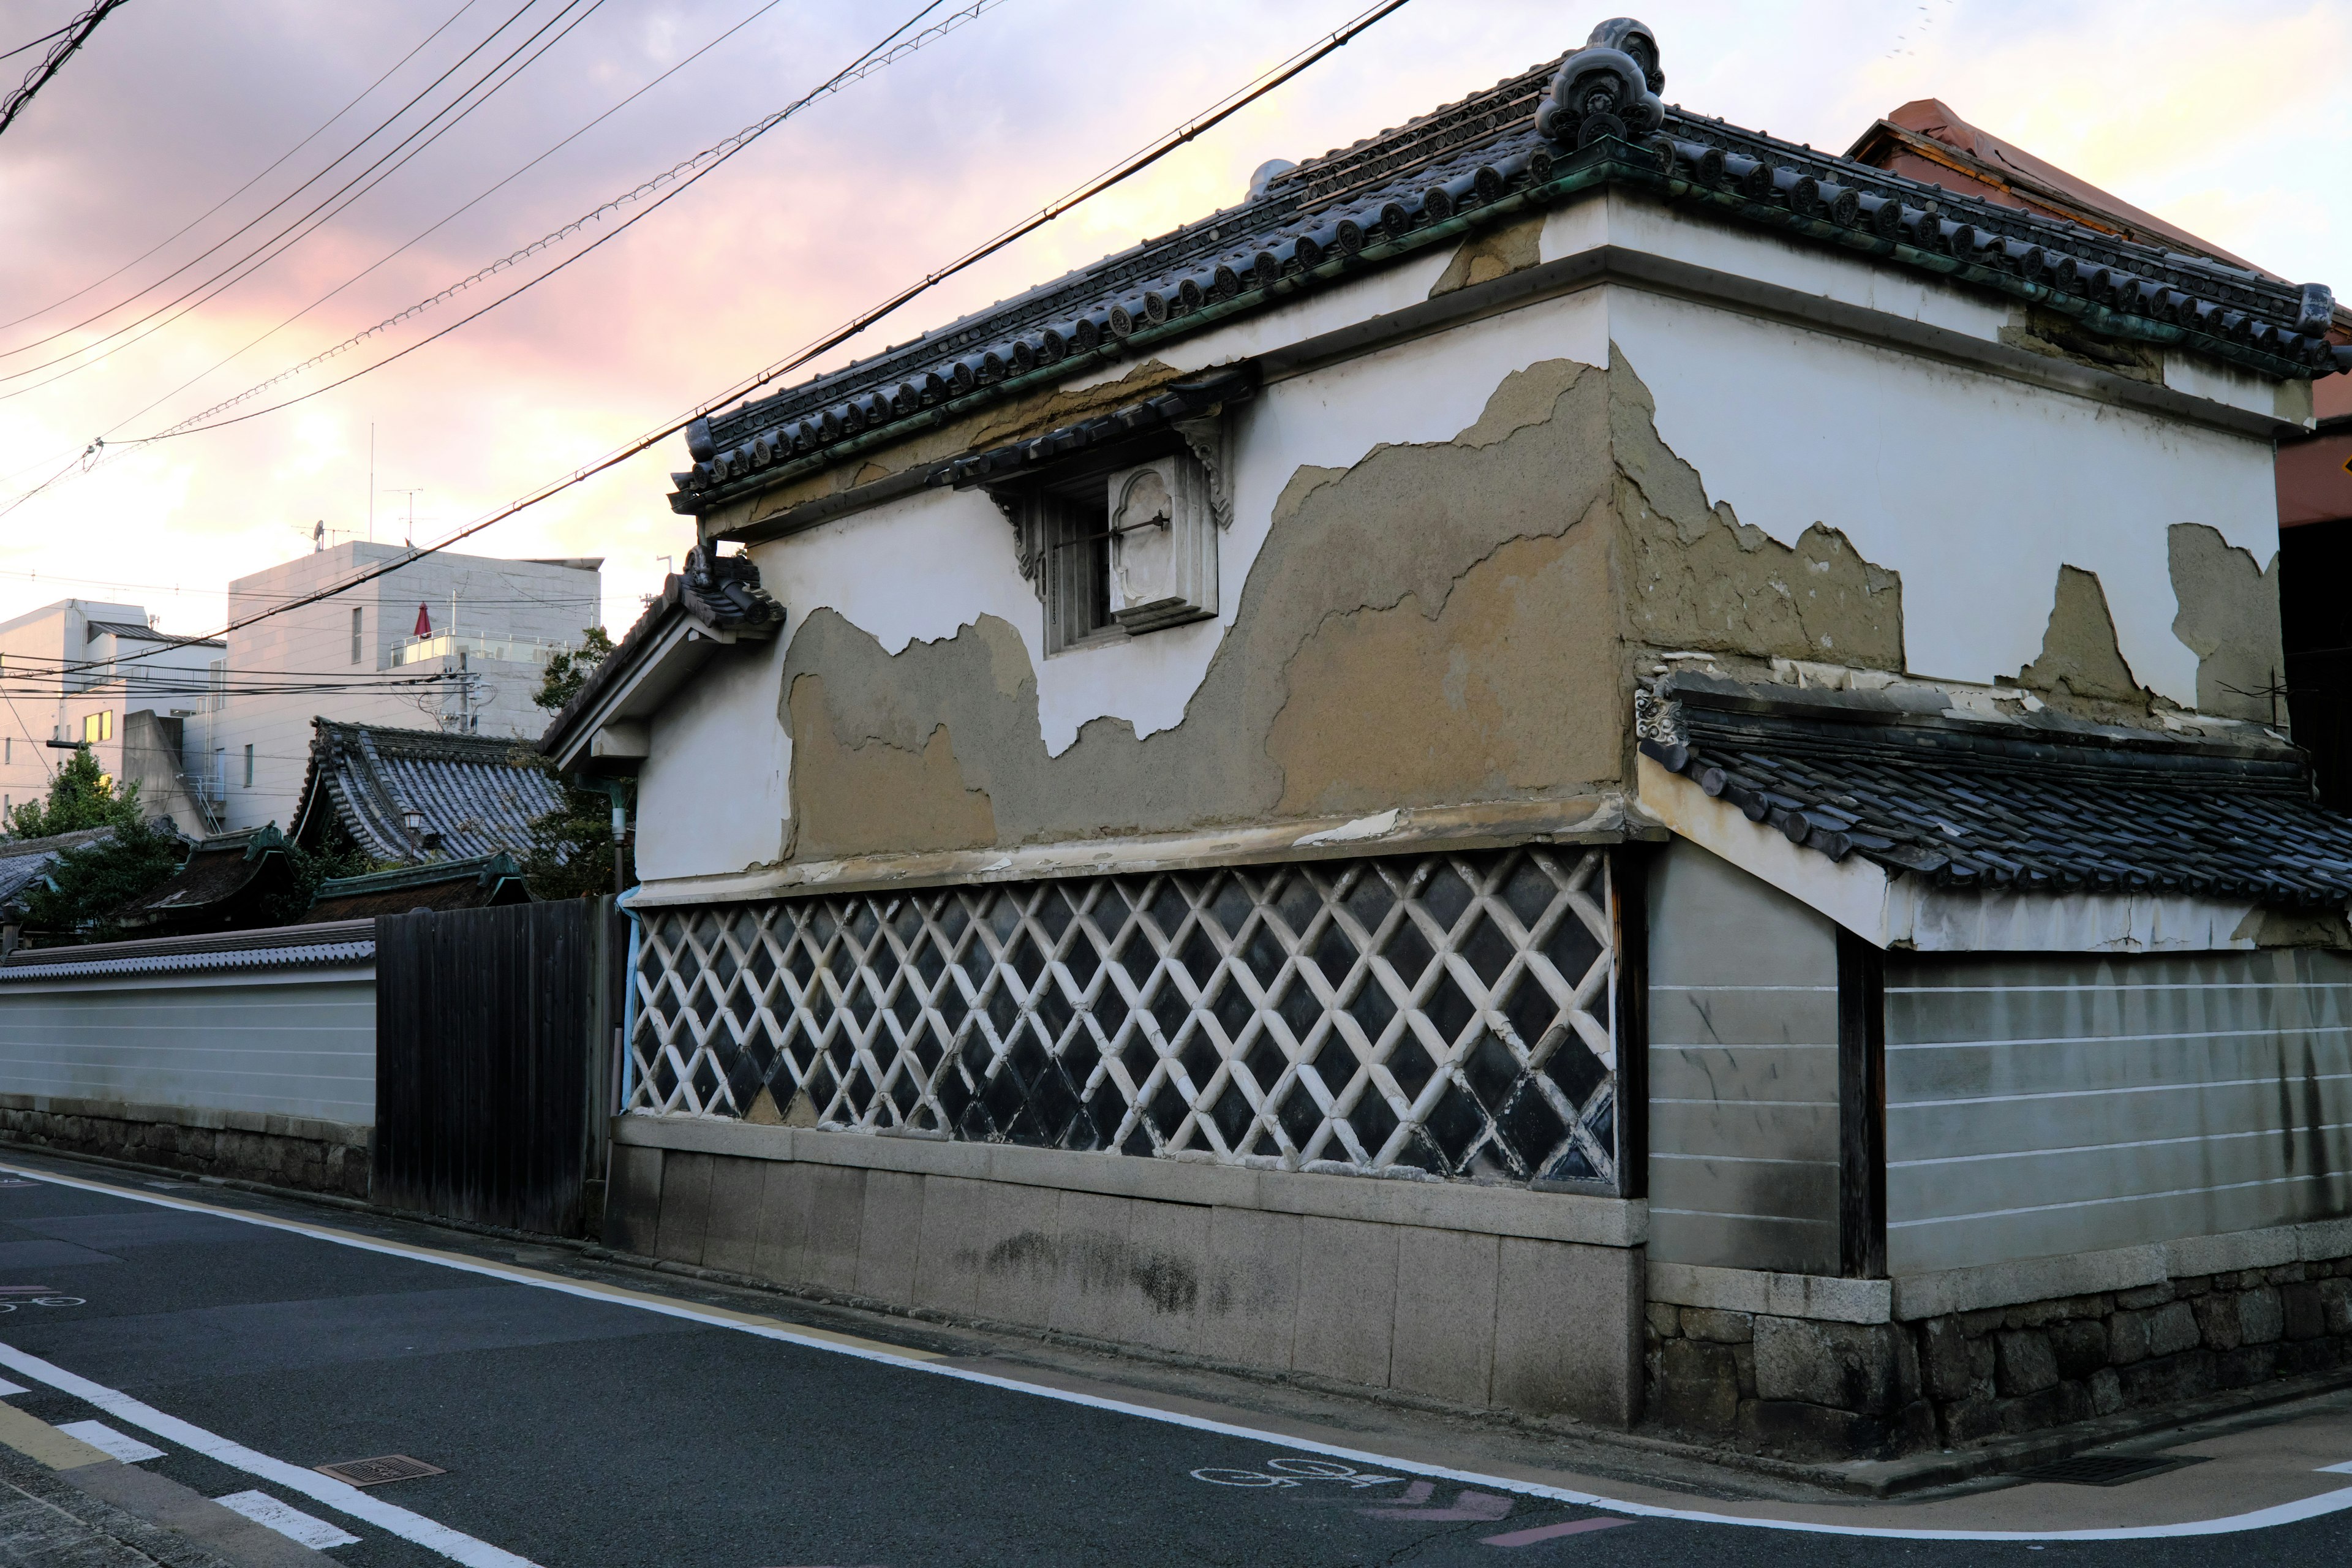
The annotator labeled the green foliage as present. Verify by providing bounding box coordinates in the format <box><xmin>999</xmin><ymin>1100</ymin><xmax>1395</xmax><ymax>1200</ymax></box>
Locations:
<box><xmin>20</xmin><ymin>818</ymin><xmax>184</xmax><ymax>943</ymax></box>
<box><xmin>258</xmin><ymin>833</ymin><xmax>386</xmax><ymax>927</ymax></box>
<box><xmin>534</xmin><ymin>625</ymin><xmax>616</xmax><ymax>713</ymax></box>
<box><xmin>7</xmin><ymin>745</ymin><xmax>143</xmax><ymax>839</ymax></box>
<box><xmin>522</xmin><ymin>786</ymin><xmax>629</xmax><ymax>901</ymax></box>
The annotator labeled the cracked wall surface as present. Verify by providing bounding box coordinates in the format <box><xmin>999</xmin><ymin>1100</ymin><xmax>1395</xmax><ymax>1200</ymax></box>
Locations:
<box><xmin>2168</xmin><ymin>522</ymin><xmax>2286</xmax><ymax>725</ymax></box>
<box><xmin>1610</xmin><ymin>349</ymin><xmax>1905</xmax><ymax>668</ymax></box>
<box><xmin>773</xmin><ymin>349</ymin><xmax>1919</xmax><ymax>861</ymax></box>
<box><xmin>2015</xmin><ymin>565</ymin><xmax>2157</xmax><ymax>709</ymax></box>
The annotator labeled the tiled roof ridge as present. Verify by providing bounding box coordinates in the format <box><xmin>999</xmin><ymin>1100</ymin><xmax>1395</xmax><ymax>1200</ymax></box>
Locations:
<box><xmin>536</xmin><ymin>546</ymin><xmax>784</xmax><ymax>763</ymax></box>
<box><xmin>674</xmin><ymin>31</ymin><xmax>2339</xmax><ymax>519</ymax></box>
<box><xmin>1640</xmin><ymin>680</ymin><xmax>2352</xmax><ymax>907</ymax></box>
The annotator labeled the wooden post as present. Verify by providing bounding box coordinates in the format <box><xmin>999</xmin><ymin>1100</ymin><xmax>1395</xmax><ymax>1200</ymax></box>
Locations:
<box><xmin>1610</xmin><ymin>845</ymin><xmax>1653</xmax><ymax>1200</ymax></box>
<box><xmin>1836</xmin><ymin>927</ymin><xmax>1887</xmax><ymax>1278</ymax></box>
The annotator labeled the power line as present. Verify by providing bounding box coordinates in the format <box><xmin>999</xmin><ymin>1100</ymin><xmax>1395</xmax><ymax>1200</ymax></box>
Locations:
<box><xmin>0</xmin><ymin>0</ymin><xmax>571</xmax><ymax>375</ymax></box>
<box><xmin>0</xmin><ymin>0</ymin><xmax>484</xmax><ymax>337</ymax></box>
<box><xmin>98</xmin><ymin>0</ymin><xmax>797</xmax><ymax>439</ymax></box>
<box><xmin>0</xmin><ymin>0</ymin><xmax>987</xmax><ymax>521</ymax></box>
<box><xmin>121</xmin><ymin>0</ymin><xmax>1004</xmax><ymax>443</ymax></box>
<box><xmin>44</xmin><ymin>0</ymin><xmax>1414</xmax><ymax>676</ymax></box>
<box><xmin>0</xmin><ymin>0</ymin><xmax>129</xmax><ymax>141</ymax></box>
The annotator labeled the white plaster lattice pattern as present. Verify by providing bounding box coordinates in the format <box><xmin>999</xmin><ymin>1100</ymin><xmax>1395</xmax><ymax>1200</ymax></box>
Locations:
<box><xmin>627</xmin><ymin>848</ymin><xmax>1619</xmax><ymax>1186</ymax></box>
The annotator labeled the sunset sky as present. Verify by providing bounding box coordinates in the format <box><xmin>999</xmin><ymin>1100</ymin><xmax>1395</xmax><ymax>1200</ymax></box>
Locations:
<box><xmin>0</xmin><ymin>0</ymin><xmax>2342</xmax><ymax>641</ymax></box>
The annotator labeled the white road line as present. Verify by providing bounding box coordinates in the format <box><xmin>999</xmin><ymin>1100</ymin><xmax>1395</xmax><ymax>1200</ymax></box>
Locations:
<box><xmin>6</xmin><ymin>1158</ymin><xmax>2352</xmax><ymax>1543</ymax></box>
<box><xmin>0</xmin><ymin>1340</ymin><xmax>540</xmax><ymax>1568</ymax></box>
<box><xmin>213</xmin><ymin>1491</ymin><xmax>361</xmax><ymax>1550</ymax></box>
<box><xmin>54</xmin><ymin>1420</ymin><xmax>162</xmax><ymax>1463</ymax></box>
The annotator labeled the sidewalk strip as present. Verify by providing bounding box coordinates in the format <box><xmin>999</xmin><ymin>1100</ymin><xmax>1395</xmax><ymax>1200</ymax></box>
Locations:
<box><xmin>0</xmin><ymin>1339</ymin><xmax>540</xmax><ymax>1568</ymax></box>
<box><xmin>6</xmin><ymin>1157</ymin><xmax>2352</xmax><ymax>1543</ymax></box>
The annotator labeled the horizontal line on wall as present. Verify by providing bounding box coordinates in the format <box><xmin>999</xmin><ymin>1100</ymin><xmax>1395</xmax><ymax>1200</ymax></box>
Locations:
<box><xmin>1890</xmin><ymin>982</ymin><xmax>2352</xmax><ymax>997</ymax></box>
<box><xmin>1891</xmin><ymin>1119</ymin><xmax>2352</xmax><ymax>1169</ymax></box>
<box><xmin>1652</xmin><ymin>1097</ymin><xmax>1841</xmax><ymax>1109</ymax></box>
<box><xmin>1650</xmin><ymin>1207</ymin><xmax>1837</xmax><ymax>1228</ymax></box>
<box><xmin>1889</xmin><ymin>1170</ymin><xmax>2331</xmax><ymax>1231</ymax></box>
<box><xmin>1650</xmin><ymin>1041</ymin><xmax>1838</xmax><ymax>1052</ymax></box>
<box><xmin>1890</xmin><ymin>1024</ymin><xmax>2352</xmax><ymax>1053</ymax></box>
<box><xmin>1654</xmin><ymin>1152</ymin><xmax>1838</xmax><ymax>1167</ymax></box>
<box><xmin>1891</xmin><ymin>1071</ymin><xmax>2352</xmax><ymax>1111</ymax></box>
<box><xmin>1652</xmin><ymin>985</ymin><xmax>1838</xmax><ymax>993</ymax></box>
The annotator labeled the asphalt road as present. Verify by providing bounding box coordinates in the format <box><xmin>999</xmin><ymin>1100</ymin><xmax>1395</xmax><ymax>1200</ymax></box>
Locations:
<box><xmin>0</xmin><ymin>1159</ymin><xmax>2345</xmax><ymax>1568</ymax></box>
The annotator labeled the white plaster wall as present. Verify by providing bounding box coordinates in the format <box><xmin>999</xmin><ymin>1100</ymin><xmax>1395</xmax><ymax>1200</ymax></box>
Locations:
<box><xmin>636</xmin><ymin>630</ymin><xmax>790</xmax><ymax>879</ymax></box>
<box><xmin>756</xmin><ymin>288</ymin><xmax>1612</xmax><ymax>766</ymax></box>
<box><xmin>1547</xmin><ymin>192</ymin><xmax>2016</xmax><ymax>349</ymax></box>
<box><xmin>1608</xmin><ymin>287</ymin><xmax>2278</xmax><ymax>703</ymax></box>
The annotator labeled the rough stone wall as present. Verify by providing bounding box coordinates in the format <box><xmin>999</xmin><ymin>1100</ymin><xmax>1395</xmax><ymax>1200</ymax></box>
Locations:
<box><xmin>1646</xmin><ymin>1262</ymin><xmax>2352</xmax><ymax>1459</ymax></box>
<box><xmin>0</xmin><ymin>1102</ymin><xmax>370</xmax><ymax>1198</ymax></box>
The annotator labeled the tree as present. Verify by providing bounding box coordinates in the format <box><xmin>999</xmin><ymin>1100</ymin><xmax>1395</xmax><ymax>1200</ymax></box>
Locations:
<box><xmin>522</xmin><ymin>786</ymin><xmax>631</xmax><ymax>900</ymax></box>
<box><xmin>256</xmin><ymin>831</ymin><xmax>385</xmax><ymax>927</ymax></box>
<box><xmin>7</xmin><ymin>744</ymin><xmax>143</xmax><ymax>838</ymax></box>
<box><xmin>535</xmin><ymin>626</ymin><xmax>616</xmax><ymax>713</ymax></box>
<box><xmin>20</xmin><ymin>817</ymin><xmax>184</xmax><ymax>943</ymax></box>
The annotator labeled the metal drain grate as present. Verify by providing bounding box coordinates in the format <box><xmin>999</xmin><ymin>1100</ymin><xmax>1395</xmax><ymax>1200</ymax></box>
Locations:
<box><xmin>2009</xmin><ymin>1454</ymin><xmax>2204</xmax><ymax>1487</ymax></box>
<box><xmin>314</xmin><ymin>1455</ymin><xmax>446</xmax><ymax>1487</ymax></box>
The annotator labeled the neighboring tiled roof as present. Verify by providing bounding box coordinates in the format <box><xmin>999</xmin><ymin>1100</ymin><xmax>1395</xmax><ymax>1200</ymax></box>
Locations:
<box><xmin>537</xmin><ymin>548</ymin><xmax>784</xmax><ymax>768</ymax></box>
<box><xmin>1638</xmin><ymin>674</ymin><xmax>2352</xmax><ymax>910</ymax></box>
<box><xmin>116</xmin><ymin>824</ymin><xmax>288</xmax><ymax>921</ymax></box>
<box><xmin>0</xmin><ymin>919</ymin><xmax>374</xmax><ymax>979</ymax></box>
<box><xmin>303</xmin><ymin>852</ymin><xmax>529</xmax><ymax>921</ymax></box>
<box><xmin>82</xmin><ymin>620</ymin><xmax>224</xmax><ymax>648</ymax></box>
<box><xmin>670</xmin><ymin>23</ymin><xmax>2345</xmax><ymax>519</ymax></box>
<box><xmin>295</xmin><ymin>720</ymin><xmax>564</xmax><ymax>862</ymax></box>
<box><xmin>0</xmin><ymin>827</ymin><xmax>116</xmax><ymax>907</ymax></box>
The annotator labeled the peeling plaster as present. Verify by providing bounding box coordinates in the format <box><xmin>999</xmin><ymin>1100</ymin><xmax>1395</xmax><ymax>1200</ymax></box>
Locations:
<box><xmin>2016</xmin><ymin>565</ymin><xmax>2154</xmax><ymax>707</ymax></box>
<box><xmin>753</xmin><ymin>292</ymin><xmax>1614</xmax><ymax>763</ymax></box>
<box><xmin>1430</xmin><ymin>211</ymin><xmax>1543</xmax><ymax>298</ymax></box>
<box><xmin>2168</xmin><ymin>523</ymin><xmax>2287</xmax><ymax>725</ymax></box>
<box><xmin>1610</xmin><ymin>347</ymin><xmax>1904</xmax><ymax>668</ymax></box>
<box><xmin>776</xmin><ymin>356</ymin><xmax>1625</xmax><ymax>855</ymax></box>
<box><xmin>1604</xmin><ymin>284</ymin><xmax>2278</xmax><ymax>705</ymax></box>
<box><xmin>769</xmin><ymin>345</ymin><xmax>1921</xmax><ymax>864</ymax></box>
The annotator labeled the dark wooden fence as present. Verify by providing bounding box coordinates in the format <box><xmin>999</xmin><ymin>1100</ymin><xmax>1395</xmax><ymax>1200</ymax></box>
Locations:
<box><xmin>373</xmin><ymin>898</ymin><xmax>623</xmax><ymax>1236</ymax></box>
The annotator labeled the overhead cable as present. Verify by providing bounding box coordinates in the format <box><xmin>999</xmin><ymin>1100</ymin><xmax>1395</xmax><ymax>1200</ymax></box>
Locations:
<box><xmin>79</xmin><ymin>0</ymin><xmax>1413</xmax><ymax>677</ymax></box>
<box><xmin>0</xmin><ymin>0</ymin><xmax>484</xmax><ymax>337</ymax></box>
<box><xmin>95</xmin><ymin>0</ymin><xmax>799</xmax><ymax>442</ymax></box>
<box><xmin>126</xmin><ymin>0</ymin><xmax>1003</xmax><ymax>442</ymax></box>
<box><xmin>0</xmin><ymin>0</ymin><xmax>130</xmax><ymax>141</ymax></box>
<box><xmin>0</xmin><ymin>0</ymin><xmax>575</xmax><ymax>374</ymax></box>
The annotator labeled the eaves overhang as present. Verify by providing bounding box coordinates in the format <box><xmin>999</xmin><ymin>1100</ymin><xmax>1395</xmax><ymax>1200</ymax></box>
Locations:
<box><xmin>539</xmin><ymin>554</ymin><xmax>785</xmax><ymax>777</ymax></box>
<box><xmin>671</xmin><ymin>44</ymin><xmax>2343</xmax><ymax>522</ymax></box>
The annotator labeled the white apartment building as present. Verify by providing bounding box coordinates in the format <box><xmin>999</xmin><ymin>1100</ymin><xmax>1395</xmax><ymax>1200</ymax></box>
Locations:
<box><xmin>214</xmin><ymin>544</ymin><xmax>601</xmax><ymax>834</ymax></box>
<box><xmin>0</xmin><ymin>599</ymin><xmax>222</xmax><ymax>833</ymax></box>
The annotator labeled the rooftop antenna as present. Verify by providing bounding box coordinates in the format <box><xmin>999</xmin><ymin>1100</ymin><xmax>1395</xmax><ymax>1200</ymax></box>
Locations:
<box><xmin>382</xmin><ymin>487</ymin><xmax>422</xmax><ymax>547</ymax></box>
<box><xmin>367</xmin><ymin>424</ymin><xmax>375</xmax><ymax>545</ymax></box>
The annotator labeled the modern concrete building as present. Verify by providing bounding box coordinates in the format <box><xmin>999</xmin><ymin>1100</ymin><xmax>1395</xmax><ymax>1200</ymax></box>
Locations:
<box><xmin>547</xmin><ymin>18</ymin><xmax>2352</xmax><ymax>1458</ymax></box>
<box><xmin>0</xmin><ymin>598</ymin><xmax>222</xmax><ymax>835</ymax></box>
<box><xmin>213</xmin><ymin>544</ymin><xmax>600</xmax><ymax>834</ymax></box>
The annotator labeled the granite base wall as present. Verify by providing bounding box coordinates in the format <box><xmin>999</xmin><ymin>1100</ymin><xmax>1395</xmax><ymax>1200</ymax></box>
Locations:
<box><xmin>606</xmin><ymin>1126</ymin><xmax>1645</xmax><ymax>1427</ymax></box>
<box><xmin>0</xmin><ymin>1095</ymin><xmax>371</xmax><ymax>1198</ymax></box>
<box><xmin>1647</xmin><ymin>1260</ymin><xmax>2352</xmax><ymax>1458</ymax></box>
